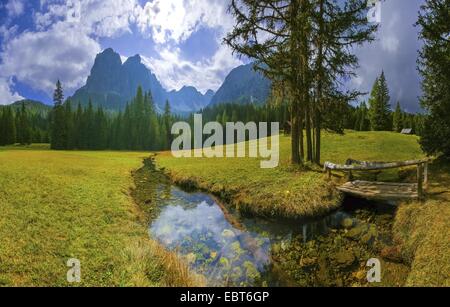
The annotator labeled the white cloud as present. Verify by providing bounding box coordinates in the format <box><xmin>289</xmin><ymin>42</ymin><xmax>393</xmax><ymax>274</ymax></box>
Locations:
<box><xmin>136</xmin><ymin>0</ymin><xmax>233</xmax><ymax>44</ymax></box>
<box><xmin>143</xmin><ymin>44</ymin><xmax>242</xmax><ymax>92</ymax></box>
<box><xmin>351</xmin><ymin>0</ymin><xmax>423</xmax><ymax>112</ymax></box>
<box><xmin>380</xmin><ymin>12</ymin><xmax>400</xmax><ymax>53</ymax></box>
<box><xmin>136</xmin><ymin>0</ymin><xmax>239</xmax><ymax>92</ymax></box>
<box><xmin>1</xmin><ymin>0</ymin><xmax>241</xmax><ymax>99</ymax></box>
<box><xmin>0</xmin><ymin>25</ymin><xmax>101</xmax><ymax>95</ymax></box>
<box><xmin>120</xmin><ymin>55</ymin><xmax>128</xmax><ymax>64</ymax></box>
<box><xmin>34</xmin><ymin>0</ymin><xmax>139</xmax><ymax>37</ymax></box>
<box><xmin>1</xmin><ymin>0</ymin><xmax>139</xmax><ymax>97</ymax></box>
<box><xmin>0</xmin><ymin>77</ymin><xmax>23</xmax><ymax>105</ymax></box>
<box><xmin>5</xmin><ymin>0</ymin><xmax>25</xmax><ymax>18</ymax></box>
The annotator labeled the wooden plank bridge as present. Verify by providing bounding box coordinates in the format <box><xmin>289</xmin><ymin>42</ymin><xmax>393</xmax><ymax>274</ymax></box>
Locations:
<box><xmin>324</xmin><ymin>158</ymin><xmax>430</xmax><ymax>201</ymax></box>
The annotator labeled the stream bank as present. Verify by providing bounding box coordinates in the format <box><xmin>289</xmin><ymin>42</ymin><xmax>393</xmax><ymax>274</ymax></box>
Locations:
<box><xmin>133</xmin><ymin>157</ymin><xmax>411</xmax><ymax>287</ymax></box>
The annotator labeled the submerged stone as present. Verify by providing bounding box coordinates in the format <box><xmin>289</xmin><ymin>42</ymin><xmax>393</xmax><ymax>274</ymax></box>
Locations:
<box><xmin>345</xmin><ymin>224</ymin><xmax>370</xmax><ymax>240</ymax></box>
<box><xmin>299</xmin><ymin>257</ymin><xmax>317</xmax><ymax>267</ymax></box>
<box><xmin>222</xmin><ymin>229</ymin><xmax>235</xmax><ymax>239</ymax></box>
<box><xmin>360</xmin><ymin>225</ymin><xmax>378</xmax><ymax>246</ymax></box>
<box><xmin>334</xmin><ymin>250</ymin><xmax>356</xmax><ymax>267</ymax></box>
<box><xmin>341</xmin><ymin>218</ymin><xmax>355</xmax><ymax>229</ymax></box>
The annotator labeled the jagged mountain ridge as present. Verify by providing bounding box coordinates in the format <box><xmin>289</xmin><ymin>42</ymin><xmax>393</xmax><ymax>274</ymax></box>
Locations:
<box><xmin>69</xmin><ymin>48</ymin><xmax>272</xmax><ymax>113</ymax></box>
<box><xmin>209</xmin><ymin>63</ymin><xmax>272</xmax><ymax>106</ymax></box>
<box><xmin>70</xmin><ymin>48</ymin><xmax>213</xmax><ymax>113</ymax></box>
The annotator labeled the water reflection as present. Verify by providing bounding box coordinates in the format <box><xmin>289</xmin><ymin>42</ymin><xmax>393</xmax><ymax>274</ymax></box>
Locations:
<box><xmin>150</xmin><ymin>186</ymin><xmax>271</xmax><ymax>286</ymax></box>
<box><xmin>149</xmin><ymin>184</ymin><xmax>357</xmax><ymax>286</ymax></box>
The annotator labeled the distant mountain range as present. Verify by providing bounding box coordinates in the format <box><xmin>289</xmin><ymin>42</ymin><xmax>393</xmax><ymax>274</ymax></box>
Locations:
<box><xmin>70</xmin><ymin>48</ymin><xmax>210</xmax><ymax>114</ymax></box>
<box><xmin>209</xmin><ymin>63</ymin><xmax>271</xmax><ymax>106</ymax></box>
<box><xmin>5</xmin><ymin>48</ymin><xmax>272</xmax><ymax>113</ymax></box>
<box><xmin>0</xmin><ymin>99</ymin><xmax>51</xmax><ymax>115</ymax></box>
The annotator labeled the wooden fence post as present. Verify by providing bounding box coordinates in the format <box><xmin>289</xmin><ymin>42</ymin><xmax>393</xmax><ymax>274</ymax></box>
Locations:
<box><xmin>424</xmin><ymin>162</ymin><xmax>429</xmax><ymax>188</ymax></box>
<box><xmin>327</xmin><ymin>168</ymin><xmax>332</xmax><ymax>180</ymax></box>
<box><xmin>417</xmin><ymin>163</ymin><xmax>424</xmax><ymax>199</ymax></box>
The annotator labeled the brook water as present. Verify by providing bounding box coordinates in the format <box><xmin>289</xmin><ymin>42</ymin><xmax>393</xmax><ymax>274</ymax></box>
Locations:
<box><xmin>137</xmin><ymin>166</ymin><xmax>401</xmax><ymax>286</ymax></box>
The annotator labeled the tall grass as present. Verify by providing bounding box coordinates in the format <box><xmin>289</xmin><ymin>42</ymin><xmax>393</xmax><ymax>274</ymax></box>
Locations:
<box><xmin>0</xmin><ymin>148</ymin><xmax>201</xmax><ymax>286</ymax></box>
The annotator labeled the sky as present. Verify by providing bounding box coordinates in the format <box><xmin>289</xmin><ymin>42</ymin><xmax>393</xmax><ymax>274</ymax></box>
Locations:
<box><xmin>0</xmin><ymin>0</ymin><xmax>425</xmax><ymax>112</ymax></box>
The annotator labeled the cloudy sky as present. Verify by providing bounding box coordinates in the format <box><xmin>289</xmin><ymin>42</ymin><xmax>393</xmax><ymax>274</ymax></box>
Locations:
<box><xmin>0</xmin><ymin>0</ymin><xmax>424</xmax><ymax>112</ymax></box>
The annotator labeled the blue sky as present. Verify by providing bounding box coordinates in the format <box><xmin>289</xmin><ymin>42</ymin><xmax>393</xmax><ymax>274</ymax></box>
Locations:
<box><xmin>0</xmin><ymin>0</ymin><xmax>425</xmax><ymax>112</ymax></box>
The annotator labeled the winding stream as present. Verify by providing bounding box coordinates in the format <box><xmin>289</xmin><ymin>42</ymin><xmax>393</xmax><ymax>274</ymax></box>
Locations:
<box><xmin>143</xmin><ymin>166</ymin><xmax>397</xmax><ymax>287</ymax></box>
<box><xmin>132</xmin><ymin>159</ymin><xmax>406</xmax><ymax>286</ymax></box>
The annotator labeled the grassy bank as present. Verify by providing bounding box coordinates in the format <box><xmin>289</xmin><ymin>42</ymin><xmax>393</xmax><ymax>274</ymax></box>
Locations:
<box><xmin>155</xmin><ymin>131</ymin><xmax>424</xmax><ymax>219</ymax></box>
<box><xmin>0</xmin><ymin>145</ymin><xmax>200</xmax><ymax>286</ymax></box>
<box><xmin>393</xmin><ymin>158</ymin><xmax>450</xmax><ymax>287</ymax></box>
<box><xmin>155</xmin><ymin>131</ymin><xmax>449</xmax><ymax>286</ymax></box>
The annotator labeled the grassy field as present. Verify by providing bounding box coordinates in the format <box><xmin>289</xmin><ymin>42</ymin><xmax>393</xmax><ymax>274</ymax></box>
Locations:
<box><xmin>156</xmin><ymin>131</ymin><xmax>449</xmax><ymax>286</ymax></box>
<box><xmin>1</xmin><ymin>131</ymin><xmax>447</xmax><ymax>287</ymax></box>
<box><xmin>155</xmin><ymin>131</ymin><xmax>425</xmax><ymax>219</ymax></box>
<box><xmin>393</xmin><ymin>158</ymin><xmax>450</xmax><ymax>286</ymax></box>
<box><xmin>0</xmin><ymin>145</ymin><xmax>200</xmax><ymax>286</ymax></box>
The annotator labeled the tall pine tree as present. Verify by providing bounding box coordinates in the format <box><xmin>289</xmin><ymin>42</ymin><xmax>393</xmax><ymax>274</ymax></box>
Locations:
<box><xmin>417</xmin><ymin>0</ymin><xmax>450</xmax><ymax>156</ymax></box>
<box><xmin>51</xmin><ymin>80</ymin><xmax>68</xmax><ymax>150</ymax></box>
<box><xmin>369</xmin><ymin>72</ymin><xmax>391</xmax><ymax>131</ymax></box>
<box><xmin>392</xmin><ymin>101</ymin><xmax>403</xmax><ymax>132</ymax></box>
<box><xmin>0</xmin><ymin>107</ymin><xmax>16</xmax><ymax>145</ymax></box>
<box><xmin>163</xmin><ymin>100</ymin><xmax>172</xmax><ymax>149</ymax></box>
<box><xmin>17</xmin><ymin>102</ymin><xmax>32</xmax><ymax>145</ymax></box>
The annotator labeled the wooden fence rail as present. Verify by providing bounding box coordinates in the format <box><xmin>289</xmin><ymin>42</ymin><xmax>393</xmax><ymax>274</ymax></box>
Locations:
<box><xmin>324</xmin><ymin>158</ymin><xmax>430</xmax><ymax>200</ymax></box>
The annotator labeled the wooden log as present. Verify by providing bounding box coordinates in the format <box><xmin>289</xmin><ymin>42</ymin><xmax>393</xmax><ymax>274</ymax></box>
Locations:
<box><xmin>324</xmin><ymin>158</ymin><xmax>430</xmax><ymax>171</ymax></box>
<box><xmin>346</xmin><ymin>180</ymin><xmax>418</xmax><ymax>187</ymax></box>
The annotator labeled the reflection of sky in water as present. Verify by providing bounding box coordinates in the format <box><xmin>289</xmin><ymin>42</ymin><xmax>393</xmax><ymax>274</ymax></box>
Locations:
<box><xmin>149</xmin><ymin>184</ymin><xmax>357</xmax><ymax>286</ymax></box>
<box><xmin>150</xmin><ymin>187</ymin><xmax>271</xmax><ymax>286</ymax></box>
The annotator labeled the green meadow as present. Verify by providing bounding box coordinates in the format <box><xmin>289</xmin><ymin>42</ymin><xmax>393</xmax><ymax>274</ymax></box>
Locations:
<box><xmin>0</xmin><ymin>146</ymin><xmax>199</xmax><ymax>286</ymax></box>
<box><xmin>156</xmin><ymin>131</ymin><xmax>425</xmax><ymax>218</ymax></box>
<box><xmin>0</xmin><ymin>131</ymin><xmax>448</xmax><ymax>286</ymax></box>
<box><xmin>156</xmin><ymin>131</ymin><xmax>449</xmax><ymax>286</ymax></box>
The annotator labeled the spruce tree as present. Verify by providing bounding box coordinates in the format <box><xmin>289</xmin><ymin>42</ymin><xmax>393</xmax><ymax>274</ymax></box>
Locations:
<box><xmin>15</xmin><ymin>108</ymin><xmax>22</xmax><ymax>144</ymax></box>
<box><xmin>368</xmin><ymin>72</ymin><xmax>391</xmax><ymax>131</ymax></box>
<box><xmin>51</xmin><ymin>80</ymin><xmax>67</xmax><ymax>150</ymax></box>
<box><xmin>226</xmin><ymin>0</ymin><xmax>377</xmax><ymax>165</ymax></box>
<box><xmin>393</xmin><ymin>101</ymin><xmax>403</xmax><ymax>132</ymax></box>
<box><xmin>0</xmin><ymin>107</ymin><xmax>16</xmax><ymax>145</ymax></box>
<box><xmin>359</xmin><ymin>102</ymin><xmax>370</xmax><ymax>131</ymax></box>
<box><xmin>65</xmin><ymin>101</ymin><xmax>74</xmax><ymax>149</ymax></box>
<box><xmin>17</xmin><ymin>102</ymin><xmax>32</xmax><ymax>145</ymax></box>
<box><xmin>148</xmin><ymin>92</ymin><xmax>160</xmax><ymax>150</ymax></box>
<box><xmin>84</xmin><ymin>100</ymin><xmax>95</xmax><ymax>149</ymax></box>
<box><xmin>353</xmin><ymin>106</ymin><xmax>362</xmax><ymax>131</ymax></box>
<box><xmin>93</xmin><ymin>106</ymin><xmax>107</xmax><ymax>150</ymax></box>
<box><xmin>221</xmin><ymin>110</ymin><xmax>228</xmax><ymax>126</ymax></box>
<box><xmin>0</xmin><ymin>108</ymin><xmax>4</xmax><ymax>146</ymax></box>
<box><xmin>122</xmin><ymin>103</ymin><xmax>132</xmax><ymax>150</ymax></box>
<box><xmin>73</xmin><ymin>103</ymin><xmax>83</xmax><ymax>149</ymax></box>
<box><xmin>163</xmin><ymin>100</ymin><xmax>172</xmax><ymax>149</ymax></box>
<box><xmin>417</xmin><ymin>0</ymin><xmax>450</xmax><ymax>156</ymax></box>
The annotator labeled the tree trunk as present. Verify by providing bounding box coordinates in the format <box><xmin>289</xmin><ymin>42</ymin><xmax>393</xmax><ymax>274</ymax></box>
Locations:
<box><xmin>314</xmin><ymin>0</ymin><xmax>324</xmax><ymax>166</ymax></box>
<box><xmin>291</xmin><ymin>99</ymin><xmax>301</xmax><ymax>165</ymax></box>
<box><xmin>305</xmin><ymin>103</ymin><xmax>313</xmax><ymax>162</ymax></box>
<box><xmin>299</xmin><ymin>105</ymin><xmax>304</xmax><ymax>161</ymax></box>
<box><xmin>315</xmin><ymin>113</ymin><xmax>321</xmax><ymax>165</ymax></box>
<box><xmin>289</xmin><ymin>0</ymin><xmax>301</xmax><ymax>165</ymax></box>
